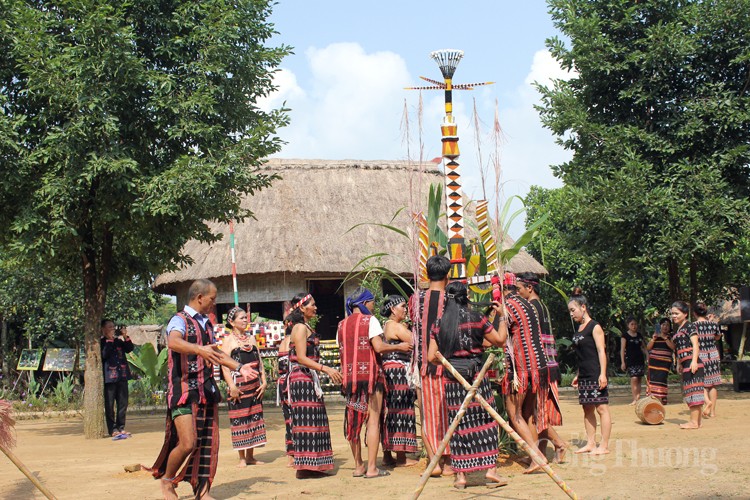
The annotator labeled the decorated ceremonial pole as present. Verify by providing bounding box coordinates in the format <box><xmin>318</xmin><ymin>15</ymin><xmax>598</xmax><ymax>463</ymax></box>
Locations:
<box><xmin>407</xmin><ymin>50</ymin><xmax>493</xmax><ymax>281</ymax></box>
<box><xmin>229</xmin><ymin>220</ymin><xmax>239</xmax><ymax>307</ymax></box>
<box><xmin>432</xmin><ymin>49</ymin><xmax>466</xmax><ymax>280</ymax></box>
<box><xmin>436</xmin><ymin>354</ymin><xmax>578</xmax><ymax>500</ymax></box>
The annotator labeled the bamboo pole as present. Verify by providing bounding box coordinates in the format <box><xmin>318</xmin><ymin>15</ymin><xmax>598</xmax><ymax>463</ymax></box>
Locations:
<box><xmin>437</xmin><ymin>353</ymin><xmax>577</xmax><ymax>500</ymax></box>
<box><xmin>411</xmin><ymin>354</ymin><xmax>495</xmax><ymax>500</ymax></box>
<box><xmin>0</xmin><ymin>445</ymin><xmax>58</xmax><ymax>500</ymax></box>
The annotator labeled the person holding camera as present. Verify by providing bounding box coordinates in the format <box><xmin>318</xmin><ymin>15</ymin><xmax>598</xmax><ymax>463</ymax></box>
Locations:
<box><xmin>101</xmin><ymin>319</ymin><xmax>134</xmax><ymax>440</ymax></box>
<box><xmin>646</xmin><ymin>318</ymin><xmax>676</xmax><ymax>404</ymax></box>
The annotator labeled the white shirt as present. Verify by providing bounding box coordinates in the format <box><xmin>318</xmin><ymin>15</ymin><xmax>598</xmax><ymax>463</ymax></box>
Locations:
<box><xmin>368</xmin><ymin>316</ymin><xmax>384</xmax><ymax>340</ymax></box>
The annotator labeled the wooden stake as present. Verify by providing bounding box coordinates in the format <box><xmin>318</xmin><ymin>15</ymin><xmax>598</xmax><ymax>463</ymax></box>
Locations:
<box><xmin>411</xmin><ymin>354</ymin><xmax>494</xmax><ymax>499</ymax></box>
<box><xmin>0</xmin><ymin>445</ymin><xmax>57</xmax><ymax>500</ymax></box>
<box><xmin>437</xmin><ymin>353</ymin><xmax>577</xmax><ymax>500</ymax></box>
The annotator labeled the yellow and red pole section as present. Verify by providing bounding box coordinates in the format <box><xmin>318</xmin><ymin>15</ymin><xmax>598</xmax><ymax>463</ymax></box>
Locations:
<box><xmin>431</xmin><ymin>49</ymin><xmax>466</xmax><ymax>280</ymax></box>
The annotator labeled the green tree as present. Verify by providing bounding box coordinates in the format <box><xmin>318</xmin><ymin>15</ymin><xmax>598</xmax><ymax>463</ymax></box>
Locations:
<box><xmin>537</xmin><ymin>0</ymin><xmax>750</xmax><ymax>306</ymax></box>
<box><xmin>0</xmin><ymin>0</ymin><xmax>289</xmax><ymax>437</ymax></box>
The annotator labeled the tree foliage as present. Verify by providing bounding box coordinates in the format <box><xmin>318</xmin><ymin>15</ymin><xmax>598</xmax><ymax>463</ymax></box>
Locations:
<box><xmin>536</xmin><ymin>0</ymin><xmax>750</xmax><ymax>307</ymax></box>
<box><xmin>0</xmin><ymin>0</ymin><xmax>290</xmax><ymax>437</ymax></box>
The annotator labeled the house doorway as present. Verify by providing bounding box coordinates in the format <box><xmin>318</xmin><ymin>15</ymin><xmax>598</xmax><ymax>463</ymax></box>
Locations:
<box><xmin>308</xmin><ymin>279</ymin><xmax>345</xmax><ymax>341</ymax></box>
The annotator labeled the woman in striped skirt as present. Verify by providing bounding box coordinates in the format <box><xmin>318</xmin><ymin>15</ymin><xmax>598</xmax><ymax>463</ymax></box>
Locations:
<box><xmin>379</xmin><ymin>295</ymin><xmax>418</xmax><ymax>467</ymax></box>
<box><xmin>693</xmin><ymin>301</ymin><xmax>722</xmax><ymax>418</ymax></box>
<box><xmin>221</xmin><ymin>307</ymin><xmax>268</xmax><ymax>467</ymax></box>
<box><xmin>646</xmin><ymin>318</ymin><xmax>675</xmax><ymax>404</ymax></box>
<box><xmin>286</xmin><ymin>293</ymin><xmax>343</xmax><ymax>478</ymax></box>
<box><xmin>428</xmin><ymin>281</ymin><xmax>508</xmax><ymax>490</ymax></box>
<box><xmin>671</xmin><ymin>301</ymin><xmax>704</xmax><ymax>429</ymax></box>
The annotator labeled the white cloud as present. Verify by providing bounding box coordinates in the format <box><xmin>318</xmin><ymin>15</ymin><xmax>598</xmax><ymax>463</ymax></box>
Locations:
<box><xmin>262</xmin><ymin>44</ymin><xmax>573</xmax><ymax>238</ymax></box>
<box><xmin>267</xmin><ymin>43</ymin><xmax>412</xmax><ymax>159</ymax></box>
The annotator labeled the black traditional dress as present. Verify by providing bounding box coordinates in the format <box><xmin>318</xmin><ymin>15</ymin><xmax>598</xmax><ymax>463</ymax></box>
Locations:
<box><xmin>228</xmin><ymin>344</ymin><xmax>267</xmax><ymax>450</ymax></box>
<box><xmin>673</xmin><ymin>322</ymin><xmax>704</xmax><ymax>407</ymax></box>
<box><xmin>573</xmin><ymin>320</ymin><xmax>608</xmax><ymax>405</ymax></box>
<box><xmin>647</xmin><ymin>336</ymin><xmax>673</xmax><ymax>403</ymax></box>
<box><xmin>622</xmin><ymin>331</ymin><xmax>646</xmax><ymax>377</ymax></box>
<box><xmin>381</xmin><ymin>323</ymin><xmax>418</xmax><ymax>453</ymax></box>
<box><xmin>277</xmin><ymin>349</ymin><xmax>293</xmax><ymax>456</ymax></box>
<box><xmin>695</xmin><ymin>320</ymin><xmax>722</xmax><ymax>388</ymax></box>
<box><xmin>288</xmin><ymin>326</ymin><xmax>334</xmax><ymax>471</ymax></box>
<box><xmin>432</xmin><ymin>309</ymin><xmax>499</xmax><ymax>473</ymax></box>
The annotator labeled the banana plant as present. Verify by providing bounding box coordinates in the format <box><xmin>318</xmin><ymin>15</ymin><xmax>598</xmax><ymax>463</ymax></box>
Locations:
<box><xmin>127</xmin><ymin>343</ymin><xmax>168</xmax><ymax>390</ymax></box>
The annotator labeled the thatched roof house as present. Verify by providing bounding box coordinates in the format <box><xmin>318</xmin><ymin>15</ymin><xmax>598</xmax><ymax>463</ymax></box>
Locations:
<box><xmin>153</xmin><ymin>158</ymin><xmax>547</xmax><ymax>339</ymax></box>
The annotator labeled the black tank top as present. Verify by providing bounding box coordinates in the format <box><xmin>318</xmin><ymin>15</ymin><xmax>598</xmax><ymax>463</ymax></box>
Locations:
<box><xmin>573</xmin><ymin>320</ymin><xmax>601</xmax><ymax>381</ymax></box>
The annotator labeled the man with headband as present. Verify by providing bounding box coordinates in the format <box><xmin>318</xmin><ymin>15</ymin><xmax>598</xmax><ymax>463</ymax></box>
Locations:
<box><xmin>337</xmin><ymin>287</ymin><xmax>411</xmax><ymax>478</ymax></box>
<box><xmin>516</xmin><ymin>272</ymin><xmax>568</xmax><ymax>463</ymax></box>
<box><xmin>501</xmin><ymin>272</ymin><xmax>550</xmax><ymax>473</ymax></box>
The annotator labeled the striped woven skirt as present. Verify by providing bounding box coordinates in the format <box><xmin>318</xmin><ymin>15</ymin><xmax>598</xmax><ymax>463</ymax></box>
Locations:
<box><xmin>647</xmin><ymin>348</ymin><xmax>672</xmax><ymax>403</ymax></box>
<box><xmin>288</xmin><ymin>367</ymin><xmax>334</xmax><ymax>471</ymax></box>
<box><xmin>228</xmin><ymin>374</ymin><xmax>267</xmax><ymax>451</ymax></box>
<box><xmin>543</xmin><ymin>378</ymin><xmax>563</xmax><ymax>427</ymax></box>
<box><xmin>150</xmin><ymin>402</ymin><xmax>219</xmax><ymax>495</ymax></box>
<box><xmin>680</xmin><ymin>364</ymin><xmax>705</xmax><ymax>407</ymax></box>
<box><xmin>382</xmin><ymin>360</ymin><xmax>418</xmax><ymax>453</ymax></box>
<box><xmin>421</xmin><ymin>372</ymin><xmax>450</xmax><ymax>456</ymax></box>
<box><xmin>277</xmin><ymin>373</ymin><xmax>294</xmax><ymax>455</ymax></box>
<box><xmin>444</xmin><ymin>375</ymin><xmax>498</xmax><ymax>472</ymax></box>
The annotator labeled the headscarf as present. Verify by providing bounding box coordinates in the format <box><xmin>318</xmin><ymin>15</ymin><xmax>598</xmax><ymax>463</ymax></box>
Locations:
<box><xmin>346</xmin><ymin>287</ymin><xmax>375</xmax><ymax>315</ymax></box>
<box><xmin>516</xmin><ymin>276</ymin><xmax>539</xmax><ymax>287</ymax></box>
<box><xmin>503</xmin><ymin>272</ymin><xmax>517</xmax><ymax>287</ymax></box>
<box><xmin>380</xmin><ymin>295</ymin><xmax>406</xmax><ymax>317</ymax></box>
<box><xmin>226</xmin><ymin>306</ymin><xmax>244</xmax><ymax>324</ymax></box>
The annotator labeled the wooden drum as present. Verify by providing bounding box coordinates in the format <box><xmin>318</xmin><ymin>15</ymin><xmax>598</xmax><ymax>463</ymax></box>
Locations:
<box><xmin>635</xmin><ymin>396</ymin><xmax>665</xmax><ymax>425</ymax></box>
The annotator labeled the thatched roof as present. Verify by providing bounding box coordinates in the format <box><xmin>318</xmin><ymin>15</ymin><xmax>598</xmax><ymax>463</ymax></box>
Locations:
<box><xmin>153</xmin><ymin>159</ymin><xmax>547</xmax><ymax>294</ymax></box>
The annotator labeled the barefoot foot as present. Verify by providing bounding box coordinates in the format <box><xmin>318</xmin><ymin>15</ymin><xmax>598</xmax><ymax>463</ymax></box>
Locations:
<box><xmin>159</xmin><ymin>479</ymin><xmax>178</xmax><ymax>500</ymax></box>
<box><xmin>575</xmin><ymin>445</ymin><xmax>595</xmax><ymax>454</ymax></box>
<box><xmin>679</xmin><ymin>422</ymin><xmax>701</xmax><ymax>429</ymax></box>
<box><xmin>590</xmin><ymin>447</ymin><xmax>610</xmax><ymax>455</ymax></box>
<box><xmin>523</xmin><ymin>460</ymin><xmax>545</xmax><ymax>474</ymax></box>
<box><xmin>553</xmin><ymin>445</ymin><xmax>568</xmax><ymax>464</ymax></box>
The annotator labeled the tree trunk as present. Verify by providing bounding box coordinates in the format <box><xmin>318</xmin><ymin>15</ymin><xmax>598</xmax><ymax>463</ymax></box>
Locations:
<box><xmin>81</xmin><ymin>218</ymin><xmax>112</xmax><ymax>439</ymax></box>
<box><xmin>82</xmin><ymin>255</ymin><xmax>107</xmax><ymax>439</ymax></box>
<box><xmin>1</xmin><ymin>315</ymin><xmax>8</xmax><ymax>388</ymax></box>
<box><xmin>689</xmin><ymin>257</ymin><xmax>697</xmax><ymax>318</ymax></box>
<box><xmin>667</xmin><ymin>257</ymin><xmax>682</xmax><ymax>303</ymax></box>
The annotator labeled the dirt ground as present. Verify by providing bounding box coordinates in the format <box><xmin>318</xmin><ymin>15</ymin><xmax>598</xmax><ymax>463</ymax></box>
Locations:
<box><xmin>2</xmin><ymin>386</ymin><xmax>750</xmax><ymax>500</ymax></box>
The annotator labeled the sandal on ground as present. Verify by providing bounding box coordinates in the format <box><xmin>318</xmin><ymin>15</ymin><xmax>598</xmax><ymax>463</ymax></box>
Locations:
<box><xmin>112</xmin><ymin>433</ymin><xmax>127</xmax><ymax>441</ymax></box>
<box><xmin>364</xmin><ymin>469</ymin><xmax>390</xmax><ymax>479</ymax></box>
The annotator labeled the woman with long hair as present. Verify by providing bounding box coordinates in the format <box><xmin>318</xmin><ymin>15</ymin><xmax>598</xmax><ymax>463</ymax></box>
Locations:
<box><xmin>427</xmin><ymin>281</ymin><xmax>508</xmax><ymax>490</ymax></box>
<box><xmin>693</xmin><ymin>301</ymin><xmax>722</xmax><ymax>418</ymax></box>
<box><xmin>646</xmin><ymin>318</ymin><xmax>675</xmax><ymax>404</ymax></box>
<box><xmin>379</xmin><ymin>295</ymin><xmax>418</xmax><ymax>467</ymax></box>
<box><xmin>671</xmin><ymin>301</ymin><xmax>704</xmax><ymax>429</ymax></box>
<box><xmin>220</xmin><ymin>306</ymin><xmax>267</xmax><ymax>467</ymax></box>
<box><xmin>569</xmin><ymin>288</ymin><xmax>611</xmax><ymax>455</ymax></box>
<box><xmin>285</xmin><ymin>293</ymin><xmax>343</xmax><ymax>478</ymax></box>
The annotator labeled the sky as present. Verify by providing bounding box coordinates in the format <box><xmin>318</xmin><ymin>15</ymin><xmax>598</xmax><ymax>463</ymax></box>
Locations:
<box><xmin>261</xmin><ymin>1</ymin><xmax>573</xmax><ymax>238</ymax></box>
